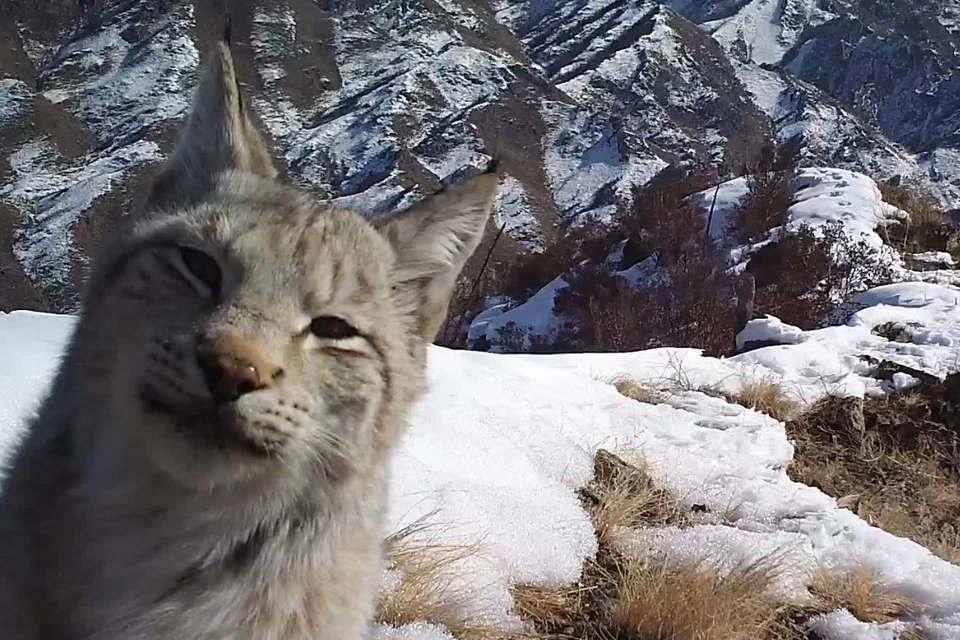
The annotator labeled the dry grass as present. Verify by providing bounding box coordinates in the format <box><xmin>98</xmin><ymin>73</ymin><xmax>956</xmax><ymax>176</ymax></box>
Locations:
<box><xmin>808</xmin><ymin>565</ymin><xmax>917</xmax><ymax>624</ymax></box>
<box><xmin>877</xmin><ymin>179</ymin><xmax>955</xmax><ymax>255</ymax></box>
<box><xmin>612</xmin><ymin>378</ymin><xmax>669</xmax><ymax>405</ymax></box>
<box><xmin>613</xmin><ymin>555</ymin><xmax>790</xmax><ymax>640</ymax></box>
<box><xmin>516</xmin><ymin>450</ymin><xmax>814</xmax><ymax>640</ymax></box>
<box><xmin>379</xmin><ymin>519</ymin><xmax>513</xmax><ymax>639</ymax></box>
<box><xmin>787</xmin><ymin>391</ymin><xmax>960</xmax><ymax>565</ymax></box>
<box><xmin>727</xmin><ymin>377</ymin><xmax>800</xmax><ymax>422</ymax></box>
<box><xmin>581</xmin><ymin>450</ymin><xmax>683</xmax><ymax>548</ymax></box>
<box><xmin>382</xmin><ymin>446</ymin><xmax>930</xmax><ymax>639</ymax></box>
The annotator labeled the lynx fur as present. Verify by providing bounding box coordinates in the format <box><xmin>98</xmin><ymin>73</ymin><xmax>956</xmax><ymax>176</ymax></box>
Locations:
<box><xmin>0</xmin><ymin>40</ymin><xmax>496</xmax><ymax>639</ymax></box>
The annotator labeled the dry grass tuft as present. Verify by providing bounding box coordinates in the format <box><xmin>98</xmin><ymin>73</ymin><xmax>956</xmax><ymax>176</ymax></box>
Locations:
<box><xmin>613</xmin><ymin>555</ymin><xmax>799</xmax><ymax>640</ymax></box>
<box><xmin>379</xmin><ymin>518</ymin><xmax>512</xmax><ymax>639</ymax></box>
<box><xmin>787</xmin><ymin>390</ymin><xmax>960</xmax><ymax>565</ymax></box>
<box><xmin>808</xmin><ymin>565</ymin><xmax>917</xmax><ymax>624</ymax></box>
<box><xmin>612</xmin><ymin>378</ymin><xmax>668</xmax><ymax>405</ymax></box>
<box><xmin>581</xmin><ymin>450</ymin><xmax>682</xmax><ymax>548</ymax></box>
<box><xmin>511</xmin><ymin>583</ymin><xmax>589</xmax><ymax>635</ymax></box>
<box><xmin>728</xmin><ymin>377</ymin><xmax>800</xmax><ymax>422</ymax></box>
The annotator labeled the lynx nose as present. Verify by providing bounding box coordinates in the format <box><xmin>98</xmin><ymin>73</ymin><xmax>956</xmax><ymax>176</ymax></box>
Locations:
<box><xmin>197</xmin><ymin>351</ymin><xmax>266</xmax><ymax>405</ymax></box>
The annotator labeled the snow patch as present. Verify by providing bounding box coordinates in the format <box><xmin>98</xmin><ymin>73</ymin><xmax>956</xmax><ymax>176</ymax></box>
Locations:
<box><xmin>40</xmin><ymin>1</ymin><xmax>198</xmax><ymax>145</ymax></box>
<box><xmin>737</xmin><ymin>316</ymin><xmax>807</xmax><ymax>351</ymax></box>
<box><xmin>0</xmin><ymin>79</ymin><xmax>31</xmax><ymax>126</ymax></box>
<box><xmin>2</xmin><ymin>139</ymin><xmax>161</xmax><ymax>289</ymax></box>
<box><xmin>494</xmin><ymin>175</ymin><xmax>543</xmax><ymax>250</ymax></box>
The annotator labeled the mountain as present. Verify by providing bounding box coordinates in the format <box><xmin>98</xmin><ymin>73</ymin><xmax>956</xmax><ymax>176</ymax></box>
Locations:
<box><xmin>2</xmin><ymin>0</ymin><xmax>959</xmax><ymax>311</ymax></box>
<box><xmin>670</xmin><ymin>0</ymin><xmax>960</xmax><ymax>209</ymax></box>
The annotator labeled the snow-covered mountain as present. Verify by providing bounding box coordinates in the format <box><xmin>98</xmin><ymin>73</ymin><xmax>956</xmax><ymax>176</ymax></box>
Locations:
<box><xmin>2</xmin><ymin>0</ymin><xmax>960</xmax><ymax>311</ymax></box>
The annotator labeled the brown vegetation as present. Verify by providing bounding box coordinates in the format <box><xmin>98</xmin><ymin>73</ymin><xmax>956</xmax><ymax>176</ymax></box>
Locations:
<box><xmin>378</xmin><ymin>446</ymin><xmax>926</xmax><ymax>639</ymax></box>
<box><xmin>808</xmin><ymin>565</ymin><xmax>917</xmax><ymax>624</ymax></box>
<box><xmin>378</xmin><ymin>517</ymin><xmax>509</xmax><ymax>639</ymax></box>
<box><xmin>734</xmin><ymin>138</ymin><xmax>801</xmax><ymax>243</ymax></box>
<box><xmin>446</xmin><ymin>139</ymin><xmax>897</xmax><ymax>354</ymax></box>
<box><xmin>511</xmin><ymin>449</ymin><xmax>922</xmax><ymax>640</ymax></box>
<box><xmin>787</xmin><ymin>383</ymin><xmax>960</xmax><ymax>564</ymax></box>
<box><xmin>727</xmin><ymin>377</ymin><xmax>800</xmax><ymax>422</ymax></box>
<box><xmin>878</xmin><ymin>177</ymin><xmax>957</xmax><ymax>255</ymax></box>
<box><xmin>747</xmin><ymin>221</ymin><xmax>895</xmax><ymax>329</ymax></box>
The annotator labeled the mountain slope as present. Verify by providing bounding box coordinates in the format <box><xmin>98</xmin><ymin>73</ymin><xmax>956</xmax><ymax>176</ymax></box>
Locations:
<box><xmin>671</xmin><ymin>0</ymin><xmax>960</xmax><ymax>211</ymax></box>
<box><xmin>3</xmin><ymin>0</ymin><xmax>960</xmax><ymax>312</ymax></box>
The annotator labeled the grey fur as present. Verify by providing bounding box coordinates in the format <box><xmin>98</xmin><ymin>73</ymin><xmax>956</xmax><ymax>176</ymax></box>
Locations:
<box><xmin>0</xmin><ymin>42</ymin><xmax>496</xmax><ymax>639</ymax></box>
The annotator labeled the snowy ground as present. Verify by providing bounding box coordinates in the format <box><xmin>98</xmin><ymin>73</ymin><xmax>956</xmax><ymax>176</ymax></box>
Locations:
<box><xmin>3</xmin><ymin>272</ymin><xmax>960</xmax><ymax>638</ymax></box>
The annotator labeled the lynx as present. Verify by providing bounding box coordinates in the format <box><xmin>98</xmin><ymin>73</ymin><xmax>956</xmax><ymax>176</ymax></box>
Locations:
<box><xmin>0</xmin><ymin>38</ymin><xmax>496</xmax><ymax>639</ymax></box>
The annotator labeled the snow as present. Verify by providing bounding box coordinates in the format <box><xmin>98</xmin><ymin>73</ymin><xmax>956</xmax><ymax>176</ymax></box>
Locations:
<box><xmin>494</xmin><ymin>176</ymin><xmax>543</xmax><ymax>250</ymax></box>
<box><xmin>0</xmin><ymin>79</ymin><xmax>31</xmax><ymax>126</ymax></box>
<box><xmin>856</xmin><ymin>282</ymin><xmax>960</xmax><ymax>308</ymax></box>
<box><xmin>251</xmin><ymin>5</ymin><xmax>298</xmax><ymax>87</ymax></box>
<box><xmin>809</xmin><ymin>610</ymin><xmax>910</xmax><ymax>640</ymax></box>
<box><xmin>737</xmin><ymin>315</ymin><xmax>807</xmax><ymax>351</ymax></box>
<box><xmin>690</xmin><ymin>0</ymin><xmax>829</xmax><ymax>66</ymax></box>
<box><xmin>0</xmin><ymin>1</ymin><xmax>199</xmax><ymax>295</ymax></box>
<box><xmin>5</xmin><ymin>269</ymin><xmax>960</xmax><ymax>637</ymax></box>
<box><xmin>2</xmin><ymin>139</ymin><xmax>162</xmax><ymax>290</ymax></box>
<box><xmin>788</xmin><ymin>168</ymin><xmax>897</xmax><ymax>243</ymax></box>
<box><xmin>265</xmin><ymin>8</ymin><xmax>519</xmax><ymax>218</ymax></box>
<box><xmin>0</xmin><ymin>312</ymin><xmax>75</xmax><ymax>464</ymax></box>
<box><xmin>920</xmin><ymin>148</ymin><xmax>960</xmax><ymax>212</ymax></box>
<box><xmin>540</xmin><ymin>100</ymin><xmax>633</xmax><ymax>224</ymax></box>
<box><xmin>732</xmin><ymin>63</ymin><xmax>943</xmax><ymax>207</ymax></box>
<box><xmin>40</xmin><ymin>1</ymin><xmax>198</xmax><ymax>145</ymax></box>
<box><xmin>467</xmin><ymin>275</ymin><xmax>569</xmax><ymax>348</ymax></box>
<box><xmin>373</xmin><ymin>622</ymin><xmax>454</xmax><ymax>640</ymax></box>
<box><xmin>695</xmin><ymin>176</ymin><xmax>748</xmax><ymax>242</ymax></box>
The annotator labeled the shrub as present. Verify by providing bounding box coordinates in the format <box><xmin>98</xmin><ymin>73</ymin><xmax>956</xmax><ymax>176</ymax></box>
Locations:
<box><xmin>545</xmin><ymin>164</ymin><xmax>737</xmax><ymax>355</ymax></box>
<box><xmin>877</xmin><ymin>177</ymin><xmax>955</xmax><ymax>255</ymax></box>
<box><xmin>808</xmin><ymin>566</ymin><xmax>917</xmax><ymax>624</ymax></box>
<box><xmin>618</xmin><ymin>163</ymin><xmax>717</xmax><ymax>265</ymax></box>
<box><xmin>734</xmin><ymin>139</ymin><xmax>802</xmax><ymax>243</ymax></box>
<box><xmin>553</xmin><ymin>240</ymin><xmax>736</xmax><ymax>355</ymax></box>
<box><xmin>787</xmin><ymin>386</ymin><xmax>960</xmax><ymax>565</ymax></box>
<box><xmin>747</xmin><ymin>222</ymin><xmax>894</xmax><ymax>329</ymax></box>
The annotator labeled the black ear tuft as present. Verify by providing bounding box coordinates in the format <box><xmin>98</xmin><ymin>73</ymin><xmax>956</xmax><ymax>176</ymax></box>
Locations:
<box><xmin>222</xmin><ymin>15</ymin><xmax>233</xmax><ymax>46</ymax></box>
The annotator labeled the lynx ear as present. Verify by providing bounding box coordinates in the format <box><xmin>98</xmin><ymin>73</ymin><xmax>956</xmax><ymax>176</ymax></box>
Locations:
<box><xmin>373</xmin><ymin>172</ymin><xmax>498</xmax><ymax>340</ymax></box>
<box><xmin>146</xmin><ymin>42</ymin><xmax>277</xmax><ymax>210</ymax></box>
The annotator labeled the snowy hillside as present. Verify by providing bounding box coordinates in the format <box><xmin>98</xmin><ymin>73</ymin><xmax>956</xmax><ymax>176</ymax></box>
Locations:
<box><xmin>470</xmin><ymin>166</ymin><xmax>934</xmax><ymax>348</ymax></box>
<box><xmin>4</xmin><ymin>0</ymin><xmax>960</xmax><ymax>311</ymax></box>
<box><xmin>4</xmin><ymin>272</ymin><xmax>960</xmax><ymax>639</ymax></box>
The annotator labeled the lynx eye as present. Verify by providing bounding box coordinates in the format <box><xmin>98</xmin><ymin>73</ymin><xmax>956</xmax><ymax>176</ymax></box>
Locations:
<box><xmin>178</xmin><ymin>246</ymin><xmax>222</xmax><ymax>295</ymax></box>
<box><xmin>309</xmin><ymin>316</ymin><xmax>360</xmax><ymax>340</ymax></box>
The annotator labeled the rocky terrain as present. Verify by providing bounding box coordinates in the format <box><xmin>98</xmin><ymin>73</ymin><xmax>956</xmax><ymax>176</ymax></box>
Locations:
<box><xmin>1</xmin><ymin>0</ymin><xmax>959</xmax><ymax>311</ymax></box>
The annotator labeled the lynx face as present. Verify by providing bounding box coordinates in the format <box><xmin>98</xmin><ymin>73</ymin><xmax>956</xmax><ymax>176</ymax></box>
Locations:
<box><xmin>81</xmin><ymin>44</ymin><xmax>496</xmax><ymax>491</ymax></box>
